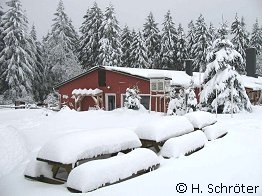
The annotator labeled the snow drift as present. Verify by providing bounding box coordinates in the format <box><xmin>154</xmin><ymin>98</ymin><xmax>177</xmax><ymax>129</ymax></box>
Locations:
<box><xmin>0</xmin><ymin>126</ymin><xmax>28</xmax><ymax>178</ymax></box>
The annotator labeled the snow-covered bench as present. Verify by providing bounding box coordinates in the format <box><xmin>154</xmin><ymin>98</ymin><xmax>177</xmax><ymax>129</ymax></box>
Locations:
<box><xmin>160</xmin><ymin>130</ymin><xmax>207</xmax><ymax>158</ymax></box>
<box><xmin>35</xmin><ymin>128</ymin><xmax>142</xmax><ymax>183</ymax></box>
<box><xmin>184</xmin><ymin>111</ymin><xmax>217</xmax><ymax>129</ymax></box>
<box><xmin>24</xmin><ymin>160</ymin><xmax>64</xmax><ymax>184</ymax></box>
<box><xmin>67</xmin><ymin>148</ymin><xmax>160</xmax><ymax>193</ymax></box>
<box><xmin>202</xmin><ymin>123</ymin><xmax>228</xmax><ymax>141</ymax></box>
<box><xmin>135</xmin><ymin>116</ymin><xmax>194</xmax><ymax>152</ymax></box>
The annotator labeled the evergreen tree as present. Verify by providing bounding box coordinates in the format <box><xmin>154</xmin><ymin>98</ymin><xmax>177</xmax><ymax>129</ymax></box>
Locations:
<box><xmin>98</xmin><ymin>4</ymin><xmax>122</xmax><ymax>67</ymax></box>
<box><xmin>186</xmin><ymin>88</ymin><xmax>197</xmax><ymax>113</ymax></box>
<box><xmin>78</xmin><ymin>3</ymin><xmax>103</xmax><ymax>69</ymax></box>
<box><xmin>208</xmin><ymin>23</ymin><xmax>216</xmax><ymax>43</ymax></box>
<box><xmin>231</xmin><ymin>14</ymin><xmax>249</xmax><ymax>74</ymax></box>
<box><xmin>0</xmin><ymin>4</ymin><xmax>5</xmax><ymax>92</ymax></box>
<box><xmin>192</xmin><ymin>14</ymin><xmax>211</xmax><ymax>72</ymax></box>
<box><xmin>160</xmin><ymin>10</ymin><xmax>177</xmax><ymax>69</ymax></box>
<box><xmin>30</xmin><ymin>25</ymin><xmax>46</xmax><ymax>102</ymax></box>
<box><xmin>143</xmin><ymin>12</ymin><xmax>161</xmax><ymax>69</ymax></box>
<box><xmin>121</xmin><ymin>25</ymin><xmax>134</xmax><ymax>67</ymax></box>
<box><xmin>46</xmin><ymin>0</ymin><xmax>82</xmax><ymax>84</ymax></box>
<box><xmin>217</xmin><ymin>19</ymin><xmax>229</xmax><ymax>39</ymax></box>
<box><xmin>0</xmin><ymin>0</ymin><xmax>35</xmax><ymax>101</ymax></box>
<box><xmin>186</xmin><ymin>20</ymin><xmax>196</xmax><ymax>60</ymax></box>
<box><xmin>129</xmin><ymin>31</ymin><xmax>149</xmax><ymax>68</ymax></box>
<box><xmin>200</xmin><ymin>38</ymin><xmax>252</xmax><ymax>113</ymax></box>
<box><xmin>250</xmin><ymin>19</ymin><xmax>262</xmax><ymax>55</ymax></box>
<box><xmin>176</xmin><ymin>23</ymin><xmax>188</xmax><ymax>71</ymax></box>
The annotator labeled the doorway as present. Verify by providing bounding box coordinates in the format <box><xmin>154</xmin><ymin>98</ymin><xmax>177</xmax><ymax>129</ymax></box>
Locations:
<box><xmin>105</xmin><ymin>94</ymin><xmax>116</xmax><ymax>111</ymax></box>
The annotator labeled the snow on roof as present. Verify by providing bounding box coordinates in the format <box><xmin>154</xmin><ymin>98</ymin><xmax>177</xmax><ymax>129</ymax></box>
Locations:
<box><xmin>241</xmin><ymin>75</ymin><xmax>262</xmax><ymax>90</ymax></box>
<box><xmin>104</xmin><ymin>66</ymin><xmax>204</xmax><ymax>88</ymax></box>
<box><xmin>72</xmin><ymin>88</ymin><xmax>103</xmax><ymax>96</ymax></box>
<box><xmin>104</xmin><ymin>66</ymin><xmax>262</xmax><ymax>90</ymax></box>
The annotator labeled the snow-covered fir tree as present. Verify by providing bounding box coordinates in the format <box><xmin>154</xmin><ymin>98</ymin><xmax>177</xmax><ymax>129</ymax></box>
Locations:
<box><xmin>45</xmin><ymin>0</ymin><xmax>82</xmax><ymax>85</ymax></box>
<box><xmin>124</xmin><ymin>87</ymin><xmax>141</xmax><ymax>110</ymax></box>
<box><xmin>30</xmin><ymin>25</ymin><xmax>46</xmax><ymax>102</ymax></box>
<box><xmin>217</xmin><ymin>19</ymin><xmax>229</xmax><ymax>39</ymax></box>
<box><xmin>250</xmin><ymin>19</ymin><xmax>262</xmax><ymax>55</ymax></box>
<box><xmin>98</xmin><ymin>4</ymin><xmax>122</xmax><ymax>67</ymax></box>
<box><xmin>0</xmin><ymin>0</ymin><xmax>35</xmax><ymax>101</ymax></box>
<box><xmin>121</xmin><ymin>25</ymin><xmax>134</xmax><ymax>67</ymax></box>
<box><xmin>143</xmin><ymin>12</ymin><xmax>161</xmax><ymax>69</ymax></box>
<box><xmin>231</xmin><ymin>14</ymin><xmax>249</xmax><ymax>74</ymax></box>
<box><xmin>0</xmin><ymin>4</ymin><xmax>5</xmax><ymax>93</ymax></box>
<box><xmin>160</xmin><ymin>10</ymin><xmax>177</xmax><ymax>69</ymax></box>
<box><xmin>186</xmin><ymin>20</ymin><xmax>196</xmax><ymax>60</ymax></box>
<box><xmin>176</xmin><ymin>23</ymin><xmax>188</xmax><ymax>71</ymax></box>
<box><xmin>208</xmin><ymin>23</ymin><xmax>216</xmax><ymax>43</ymax></box>
<box><xmin>78</xmin><ymin>3</ymin><xmax>103</xmax><ymax>69</ymax></box>
<box><xmin>129</xmin><ymin>31</ymin><xmax>149</xmax><ymax>68</ymax></box>
<box><xmin>192</xmin><ymin>14</ymin><xmax>211</xmax><ymax>72</ymax></box>
<box><xmin>200</xmin><ymin>38</ymin><xmax>252</xmax><ymax>113</ymax></box>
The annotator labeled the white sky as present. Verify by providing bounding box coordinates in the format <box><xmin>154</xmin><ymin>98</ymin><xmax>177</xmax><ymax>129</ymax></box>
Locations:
<box><xmin>2</xmin><ymin>0</ymin><xmax>262</xmax><ymax>40</ymax></box>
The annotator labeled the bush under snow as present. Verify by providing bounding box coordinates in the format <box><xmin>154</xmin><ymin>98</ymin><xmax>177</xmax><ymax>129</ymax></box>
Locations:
<box><xmin>135</xmin><ymin>116</ymin><xmax>194</xmax><ymax>142</ymax></box>
<box><xmin>184</xmin><ymin>111</ymin><xmax>217</xmax><ymax>129</ymax></box>
<box><xmin>160</xmin><ymin>130</ymin><xmax>207</xmax><ymax>158</ymax></box>
<box><xmin>66</xmin><ymin>148</ymin><xmax>160</xmax><ymax>193</ymax></box>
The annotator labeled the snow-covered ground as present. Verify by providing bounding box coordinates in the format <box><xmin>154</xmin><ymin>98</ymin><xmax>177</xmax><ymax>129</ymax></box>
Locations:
<box><xmin>0</xmin><ymin>106</ymin><xmax>262</xmax><ymax>195</ymax></box>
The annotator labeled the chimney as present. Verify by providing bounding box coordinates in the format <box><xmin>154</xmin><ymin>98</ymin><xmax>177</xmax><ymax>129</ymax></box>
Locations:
<box><xmin>185</xmin><ymin>59</ymin><xmax>193</xmax><ymax>76</ymax></box>
<box><xmin>246</xmin><ymin>48</ymin><xmax>257</xmax><ymax>78</ymax></box>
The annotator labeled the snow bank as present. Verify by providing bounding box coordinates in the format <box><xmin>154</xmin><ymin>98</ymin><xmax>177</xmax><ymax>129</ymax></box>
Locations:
<box><xmin>37</xmin><ymin>128</ymin><xmax>142</xmax><ymax>164</ymax></box>
<box><xmin>184</xmin><ymin>111</ymin><xmax>217</xmax><ymax>129</ymax></box>
<box><xmin>0</xmin><ymin>126</ymin><xmax>28</xmax><ymax>178</ymax></box>
<box><xmin>24</xmin><ymin>159</ymin><xmax>53</xmax><ymax>178</ymax></box>
<box><xmin>67</xmin><ymin>148</ymin><xmax>159</xmax><ymax>193</ymax></box>
<box><xmin>135</xmin><ymin>116</ymin><xmax>194</xmax><ymax>142</ymax></box>
<box><xmin>203</xmin><ymin>123</ymin><xmax>228</xmax><ymax>141</ymax></box>
<box><xmin>160</xmin><ymin>130</ymin><xmax>207</xmax><ymax>158</ymax></box>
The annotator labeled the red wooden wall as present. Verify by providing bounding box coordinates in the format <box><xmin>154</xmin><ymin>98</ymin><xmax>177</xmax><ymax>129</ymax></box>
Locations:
<box><xmin>57</xmin><ymin>67</ymin><xmax>167</xmax><ymax>111</ymax></box>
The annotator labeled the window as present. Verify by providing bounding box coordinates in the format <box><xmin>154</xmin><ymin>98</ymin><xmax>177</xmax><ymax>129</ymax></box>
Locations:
<box><xmin>98</xmin><ymin>70</ymin><xmax>106</xmax><ymax>87</ymax></box>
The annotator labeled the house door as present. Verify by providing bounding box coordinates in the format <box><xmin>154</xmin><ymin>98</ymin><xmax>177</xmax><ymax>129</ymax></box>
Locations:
<box><xmin>105</xmin><ymin>94</ymin><xmax>116</xmax><ymax>111</ymax></box>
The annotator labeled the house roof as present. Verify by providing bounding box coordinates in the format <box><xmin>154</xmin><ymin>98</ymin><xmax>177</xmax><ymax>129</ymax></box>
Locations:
<box><xmin>55</xmin><ymin>66</ymin><xmax>262</xmax><ymax>91</ymax></box>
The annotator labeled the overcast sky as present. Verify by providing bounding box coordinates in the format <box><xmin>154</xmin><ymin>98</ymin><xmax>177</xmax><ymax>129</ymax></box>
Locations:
<box><xmin>2</xmin><ymin>0</ymin><xmax>262</xmax><ymax>40</ymax></box>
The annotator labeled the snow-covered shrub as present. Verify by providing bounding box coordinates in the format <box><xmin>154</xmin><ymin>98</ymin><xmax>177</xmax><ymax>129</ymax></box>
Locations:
<box><xmin>167</xmin><ymin>88</ymin><xmax>186</xmax><ymax>115</ymax></box>
<box><xmin>200</xmin><ymin>38</ymin><xmax>252</xmax><ymax>113</ymax></box>
<box><xmin>160</xmin><ymin>130</ymin><xmax>207</xmax><ymax>158</ymax></box>
<box><xmin>124</xmin><ymin>87</ymin><xmax>141</xmax><ymax>110</ymax></box>
<box><xmin>185</xmin><ymin>87</ymin><xmax>197</xmax><ymax>113</ymax></box>
<box><xmin>43</xmin><ymin>92</ymin><xmax>59</xmax><ymax>107</ymax></box>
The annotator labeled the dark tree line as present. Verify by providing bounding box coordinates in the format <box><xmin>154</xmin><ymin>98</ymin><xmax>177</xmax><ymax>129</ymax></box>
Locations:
<box><xmin>0</xmin><ymin>0</ymin><xmax>262</xmax><ymax>103</ymax></box>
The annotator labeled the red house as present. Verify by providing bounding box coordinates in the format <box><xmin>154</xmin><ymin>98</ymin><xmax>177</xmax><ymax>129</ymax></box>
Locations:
<box><xmin>55</xmin><ymin>66</ymin><xmax>199</xmax><ymax>112</ymax></box>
